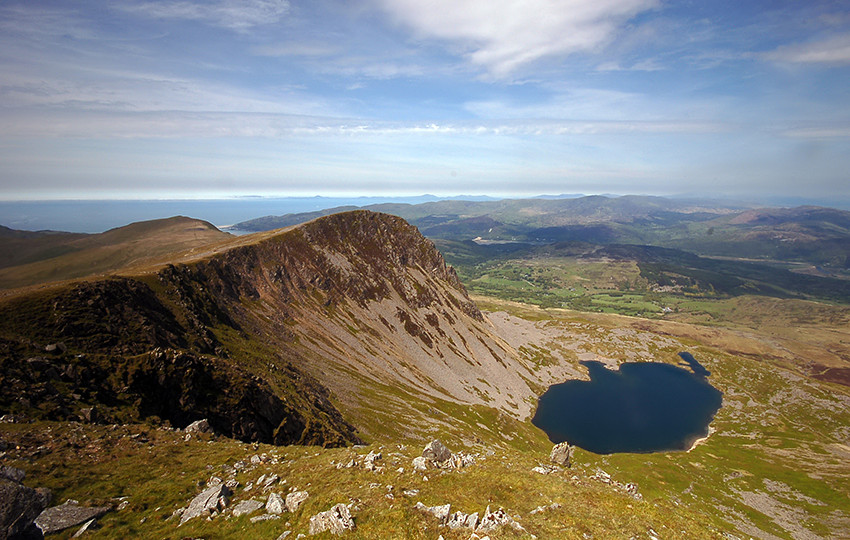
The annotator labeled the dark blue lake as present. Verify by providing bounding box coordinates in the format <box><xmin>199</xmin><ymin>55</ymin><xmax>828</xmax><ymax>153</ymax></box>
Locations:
<box><xmin>532</xmin><ymin>353</ymin><xmax>722</xmax><ymax>454</ymax></box>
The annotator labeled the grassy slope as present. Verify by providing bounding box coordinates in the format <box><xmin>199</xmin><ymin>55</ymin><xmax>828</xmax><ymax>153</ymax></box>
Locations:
<box><xmin>0</xmin><ymin>217</ymin><xmax>233</xmax><ymax>290</ymax></box>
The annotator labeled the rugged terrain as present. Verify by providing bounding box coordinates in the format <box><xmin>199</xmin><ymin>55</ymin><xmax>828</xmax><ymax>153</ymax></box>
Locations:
<box><xmin>1</xmin><ymin>209</ymin><xmax>849</xmax><ymax>539</ymax></box>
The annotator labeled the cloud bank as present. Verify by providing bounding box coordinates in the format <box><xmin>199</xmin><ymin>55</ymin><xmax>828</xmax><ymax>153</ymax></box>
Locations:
<box><xmin>378</xmin><ymin>0</ymin><xmax>659</xmax><ymax>76</ymax></box>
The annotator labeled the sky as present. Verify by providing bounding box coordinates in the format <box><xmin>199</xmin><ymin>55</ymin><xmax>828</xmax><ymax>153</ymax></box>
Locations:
<box><xmin>0</xmin><ymin>0</ymin><xmax>848</xmax><ymax>200</ymax></box>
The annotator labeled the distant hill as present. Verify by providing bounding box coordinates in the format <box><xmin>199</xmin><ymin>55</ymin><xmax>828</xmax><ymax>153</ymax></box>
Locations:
<box><xmin>231</xmin><ymin>195</ymin><xmax>850</xmax><ymax>273</ymax></box>
<box><xmin>0</xmin><ymin>216</ymin><xmax>232</xmax><ymax>290</ymax></box>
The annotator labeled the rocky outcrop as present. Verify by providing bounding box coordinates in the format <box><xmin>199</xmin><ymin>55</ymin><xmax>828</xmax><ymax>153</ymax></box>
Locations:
<box><xmin>422</xmin><ymin>440</ymin><xmax>451</xmax><ymax>463</ymax></box>
<box><xmin>549</xmin><ymin>442</ymin><xmax>572</xmax><ymax>468</ymax></box>
<box><xmin>413</xmin><ymin>440</ymin><xmax>476</xmax><ymax>471</ymax></box>
<box><xmin>414</xmin><ymin>502</ymin><xmax>526</xmax><ymax>536</ymax></box>
<box><xmin>307</xmin><ymin>503</ymin><xmax>355</xmax><ymax>535</ymax></box>
<box><xmin>477</xmin><ymin>506</ymin><xmax>527</xmax><ymax>534</ymax></box>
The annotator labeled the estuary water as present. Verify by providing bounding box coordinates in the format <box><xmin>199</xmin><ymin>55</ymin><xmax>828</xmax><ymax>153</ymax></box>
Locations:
<box><xmin>532</xmin><ymin>353</ymin><xmax>722</xmax><ymax>454</ymax></box>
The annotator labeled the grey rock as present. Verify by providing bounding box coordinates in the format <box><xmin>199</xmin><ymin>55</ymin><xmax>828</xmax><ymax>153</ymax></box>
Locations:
<box><xmin>266</xmin><ymin>493</ymin><xmax>285</xmax><ymax>515</ymax></box>
<box><xmin>232</xmin><ymin>499</ymin><xmax>264</xmax><ymax>517</ymax></box>
<box><xmin>184</xmin><ymin>419</ymin><xmax>213</xmax><ymax>434</ymax></box>
<box><xmin>414</xmin><ymin>502</ymin><xmax>451</xmax><ymax>525</ymax></box>
<box><xmin>307</xmin><ymin>503</ymin><xmax>355</xmax><ymax>535</ymax></box>
<box><xmin>363</xmin><ymin>451</ymin><xmax>382</xmax><ymax>471</ymax></box>
<box><xmin>549</xmin><ymin>442</ymin><xmax>572</xmax><ymax>468</ymax></box>
<box><xmin>446</xmin><ymin>510</ymin><xmax>478</xmax><ymax>530</ymax></box>
<box><xmin>0</xmin><ymin>478</ymin><xmax>51</xmax><ymax>539</ymax></box>
<box><xmin>411</xmin><ymin>457</ymin><xmax>429</xmax><ymax>472</ymax></box>
<box><xmin>422</xmin><ymin>440</ymin><xmax>452</xmax><ymax>463</ymax></box>
<box><xmin>35</xmin><ymin>500</ymin><xmax>109</xmax><ymax>535</ymax></box>
<box><xmin>178</xmin><ymin>484</ymin><xmax>231</xmax><ymax>526</ymax></box>
<box><xmin>285</xmin><ymin>490</ymin><xmax>309</xmax><ymax>513</ymax></box>
<box><xmin>0</xmin><ymin>467</ymin><xmax>25</xmax><ymax>484</ymax></box>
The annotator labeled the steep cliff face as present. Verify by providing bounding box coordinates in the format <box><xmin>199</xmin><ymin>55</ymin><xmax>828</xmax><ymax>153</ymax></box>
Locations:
<box><xmin>1</xmin><ymin>211</ymin><xmax>538</xmax><ymax>444</ymax></box>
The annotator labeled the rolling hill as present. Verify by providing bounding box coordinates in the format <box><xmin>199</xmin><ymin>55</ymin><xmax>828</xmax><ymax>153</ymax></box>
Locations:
<box><xmin>0</xmin><ymin>216</ymin><xmax>233</xmax><ymax>290</ymax></box>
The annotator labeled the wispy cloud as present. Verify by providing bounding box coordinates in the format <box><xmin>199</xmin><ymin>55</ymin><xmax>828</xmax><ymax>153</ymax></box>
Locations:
<box><xmin>377</xmin><ymin>0</ymin><xmax>659</xmax><ymax>77</ymax></box>
<box><xmin>252</xmin><ymin>42</ymin><xmax>339</xmax><ymax>57</ymax></box>
<box><xmin>765</xmin><ymin>34</ymin><xmax>850</xmax><ymax>65</ymax></box>
<box><xmin>120</xmin><ymin>0</ymin><xmax>290</xmax><ymax>32</ymax></box>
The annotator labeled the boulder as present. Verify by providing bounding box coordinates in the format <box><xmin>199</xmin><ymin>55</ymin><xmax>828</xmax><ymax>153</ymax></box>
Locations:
<box><xmin>178</xmin><ymin>484</ymin><xmax>231</xmax><ymax>526</ymax></box>
<box><xmin>34</xmin><ymin>500</ymin><xmax>109</xmax><ymax>536</ymax></box>
<box><xmin>363</xmin><ymin>451</ymin><xmax>382</xmax><ymax>471</ymax></box>
<box><xmin>422</xmin><ymin>440</ymin><xmax>452</xmax><ymax>463</ymax></box>
<box><xmin>232</xmin><ymin>499</ymin><xmax>264</xmax><ymax>517</ymax></box>
<box><xmin>184</xmin><ymin>419</ymin><xmax>214</xmax><ymax>434</ymax></box>
<box><xmin>285</xmin><ymin>490</ymin><xmax>309</xmax><ymax>513</ymax></box>
<box><xmin>549</xmin><ymin>442</ymin><xmax>572</xmax><ymax>468</ymax></box>
<box><xmin>0</xmin><ymin>478</ymin><xmax>51</xmax><ymax>540</ymax></box>
<box><xmin>307</xmin><ymin>503</ymin><xmax>355</xmax><ymax>535</ymax></box>
<box><xmin>266</xmin><ymin>493</ymin><xmax>285</xmax><ymax>515</ymax></box>
<box><xmin>411</xmin><ymin>457</ymin><xmax>429</xmax><ymax>472</ymax></box>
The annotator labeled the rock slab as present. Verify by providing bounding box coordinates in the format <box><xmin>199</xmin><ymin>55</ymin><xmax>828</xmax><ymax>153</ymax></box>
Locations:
<box><xmin>35</xmin><ymin>501</ymin><xmax>109</xmax><ymax>535</ymax></box>
<box><xmin>178</xmin><ymin>484</ymin><xmax>231</xmax><ymax>526</ymax></box>
<box><xmin>232</xmin><ymin>499</ymin><xmax>264</xmax><ymax>517</ymax></box>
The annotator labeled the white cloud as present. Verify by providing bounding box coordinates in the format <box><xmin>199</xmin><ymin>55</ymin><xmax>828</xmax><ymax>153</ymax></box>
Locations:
<box><xmin>122</xmin><ymin>0</ymin><xmax>290</xmax><ymax>32</ymax></box>
<box><xmin>377</xmin><ymin>0</ymin><xmax>659</xmax><ymax>77</ymax></box>
<box><xmin>766</xmin><ymin>34</ymin><xmax>850</xmax><ymax>65</ymax></box>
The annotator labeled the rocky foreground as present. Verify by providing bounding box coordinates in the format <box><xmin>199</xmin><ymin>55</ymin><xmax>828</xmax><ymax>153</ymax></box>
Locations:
<box><xmin>0</xmin><ymin>416</ymin><xmax>696</xmax><ymax>540</ymax></box>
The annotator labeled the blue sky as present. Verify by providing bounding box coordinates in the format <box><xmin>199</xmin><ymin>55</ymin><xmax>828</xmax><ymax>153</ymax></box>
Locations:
<box><xmin>0</xmin><ymin>0</ymin><xmax>848</xmax><ymax>200</ymax></box>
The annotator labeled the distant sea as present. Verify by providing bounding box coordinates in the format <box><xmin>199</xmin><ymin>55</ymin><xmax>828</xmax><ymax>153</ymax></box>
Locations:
<box><xmin>0</xmin><ymin>196</ymin><xmax>497</xmax><ymax>234</ymax></box>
